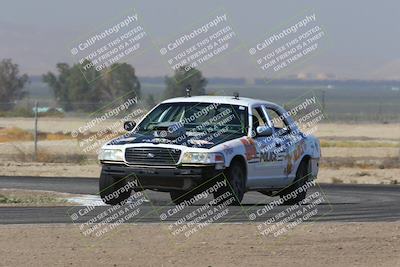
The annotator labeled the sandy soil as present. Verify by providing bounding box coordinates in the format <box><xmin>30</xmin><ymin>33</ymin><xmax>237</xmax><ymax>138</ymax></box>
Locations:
<box><xmin>0</xmin><ymin>222</ymin><xmax>398</xmax><ymax>267</ymax></box>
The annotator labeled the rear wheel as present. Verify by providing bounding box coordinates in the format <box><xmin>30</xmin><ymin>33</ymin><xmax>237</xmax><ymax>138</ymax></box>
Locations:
<box><xmin>279</xmin><ymin>159</ymin><xmax>310</xmax><ymax>205</ymax></box>
<box><xmin>99</xmin><ymin>172</ymin><xmax>132</xmax><ymax>205</ymax></box>
<box><xmin>214</xmin><ymin>159</ymin><xmax>246</xmax><ymax>205</ymax></box>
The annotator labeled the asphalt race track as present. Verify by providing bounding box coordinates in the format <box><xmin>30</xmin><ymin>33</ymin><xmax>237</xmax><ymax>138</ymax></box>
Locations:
<box><xmin>0</xmin><ymin>176</ymin><xmax>399</xmax><ymax>224</ymax></box>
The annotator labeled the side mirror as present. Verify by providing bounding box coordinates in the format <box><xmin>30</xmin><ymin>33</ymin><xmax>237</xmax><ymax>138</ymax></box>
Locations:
<box><xmin>123</xmin><ymin>121</ymin><xmax>136</xmax><ymax>131</ymax></box>
<box><xmin>256</xmin><ymin>126</ymin><xmax>273</xmax><ymax>137</ymax></box>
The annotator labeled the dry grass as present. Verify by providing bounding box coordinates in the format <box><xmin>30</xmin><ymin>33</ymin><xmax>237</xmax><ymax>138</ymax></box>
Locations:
<box><xmin>0</xmin><ymin>126</ymin><xmax>118</xmax><ymax>143</ymax></box>
<box><xmin>43</xmin><ymin>132</ymin><xmax>74</xmax><ymax>141</ymax></box>
<box><xmin>320</xmin><ymin>140</ymin><xmax>400</xmax><ymax>148</ymax></box>
<box><xmin>12</xmin><ymin>149</ymin><xmax>89</xmax><ymax>164</ymax></box>
<box><xmin>0</xmin><ymin>127</ymin><xmax>74</xmax><ymax>143</ymax></box>
<box><xmin>0</xmin><ymin>127</ymin><xmax>33</xmax><ymax>142</ymax></box>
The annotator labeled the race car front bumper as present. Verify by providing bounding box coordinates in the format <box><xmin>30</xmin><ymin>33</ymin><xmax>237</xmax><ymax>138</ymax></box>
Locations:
<box><xmin>100</xmin><ymin>163</ymin><xmax>224</xmax><ymax>191</ymax></box>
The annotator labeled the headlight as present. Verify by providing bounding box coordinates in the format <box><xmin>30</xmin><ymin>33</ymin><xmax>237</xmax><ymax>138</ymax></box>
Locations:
<box><xmin>181</xmin><ymin>152</ymin><xmax>224</xmax><ymax>164</ymax></box>
<box><xmin>98</xmin><ymin>149</ymin><xmax>124</xmax><ymax>161</ymax></box>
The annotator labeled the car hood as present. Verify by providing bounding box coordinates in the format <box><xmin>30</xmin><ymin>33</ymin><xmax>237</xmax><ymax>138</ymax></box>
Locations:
<box><xmin>107</xmin><ymin>131</ymin><xmax>244</xmax><ymax>149</ymax></box>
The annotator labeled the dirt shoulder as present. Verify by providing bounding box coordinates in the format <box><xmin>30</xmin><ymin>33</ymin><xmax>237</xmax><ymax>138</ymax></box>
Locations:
<box><xmin>317</xmin><ymin>167</ymin><xmax>400</xmax><ymax>184</ymax></box>
<box><xmin>0</xmin><ymin>189</ymin><xmax>79</xmax><ymax>206</ymax></box>
<box><xmin>0</xmin><ymin>161</ymin><xmax>100</xmax><ymax>178</ymax></box>
<box><xmin>0</xmin><ymin>222</ymin><xmax>398</xmax><ymax>267</ymax></box>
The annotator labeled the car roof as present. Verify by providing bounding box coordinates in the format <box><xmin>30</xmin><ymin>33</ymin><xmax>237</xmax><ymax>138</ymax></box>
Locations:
<box><xmin>161</xmin><ymin>95</ymin><xmax>276</xmax><ymax>107</ymax></box>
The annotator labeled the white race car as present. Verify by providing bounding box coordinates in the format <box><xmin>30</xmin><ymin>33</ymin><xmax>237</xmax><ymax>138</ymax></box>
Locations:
<box><xmin>98</xmin><ymin>94</ymin><xmax>320</xmax><ymax>206</ymax></box>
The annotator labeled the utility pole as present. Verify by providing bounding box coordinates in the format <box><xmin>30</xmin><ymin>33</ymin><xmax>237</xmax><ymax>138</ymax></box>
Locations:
<box><xmin>33</xmin><ymin>101</ymin><xmax>38</xmax><ymax>161</ymax></box>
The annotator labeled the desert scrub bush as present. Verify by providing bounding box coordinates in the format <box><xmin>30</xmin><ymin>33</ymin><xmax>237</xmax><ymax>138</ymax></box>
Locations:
<box><xmin>355</xmin><ymin>171</ymin><xmax>370</xmax><ymax>177</ymax></box>
<box><xmin>331</xmin><ymin>177</ymin><xmax>344</xmax><ymax>184</ymax></box>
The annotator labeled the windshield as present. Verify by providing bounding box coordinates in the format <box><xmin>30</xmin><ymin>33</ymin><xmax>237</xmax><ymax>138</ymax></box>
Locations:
<box><xmin>136</xmin><ymin>102</ymin><xmax>248</xmax><ymax>135</ymax></box>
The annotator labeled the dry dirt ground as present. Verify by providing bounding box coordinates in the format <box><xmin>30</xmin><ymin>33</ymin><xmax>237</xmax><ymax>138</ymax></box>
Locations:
<box><xmin>0</xmin><ymin>161</ymin><xmax>101</xmax><ymax>178</ymax></box>
<box><xmin>0</xmin><ymin>222</ymin><xmax>398</xmax><ymax>267</ymax></box>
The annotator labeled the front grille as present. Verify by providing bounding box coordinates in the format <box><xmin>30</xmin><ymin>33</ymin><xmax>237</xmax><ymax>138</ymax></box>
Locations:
<box><xmin>125</xmin><ymin>147</ymin><xmax>181</xmax><ymax>165</ymax></box>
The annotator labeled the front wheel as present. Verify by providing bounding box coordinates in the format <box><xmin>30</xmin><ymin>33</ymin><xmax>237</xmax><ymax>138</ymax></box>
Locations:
<box><xmin>99</xmin><ymin>172</ymin><xmax>132</xmax><ymax>205</ymax></box>
<box><xmin>214</xmin><ymin>159</ymin><xmax>246</xmax><ymax>205</ymax></box>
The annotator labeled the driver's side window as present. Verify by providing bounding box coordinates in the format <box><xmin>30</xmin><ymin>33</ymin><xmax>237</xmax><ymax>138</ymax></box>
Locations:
<box><xmin>251</xmin><ymin>107</ymin><xmax>267</xmax><ymax>128</ymax></box>
<box><xmin>265</xmin><ymin>108</ymin><xmax>289</xmax><ymax>136</ymax></box>
<box><xmin>251</xmin><ymin>107</ymin><xmax>268</xmax><ymax>138</ymax></box>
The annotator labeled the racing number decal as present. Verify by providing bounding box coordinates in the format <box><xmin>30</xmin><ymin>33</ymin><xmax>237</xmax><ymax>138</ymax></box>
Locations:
<box><xmin>240</xmin><ymin>137</ymin><xmax>257</xmax><ymax>160</ymax></box>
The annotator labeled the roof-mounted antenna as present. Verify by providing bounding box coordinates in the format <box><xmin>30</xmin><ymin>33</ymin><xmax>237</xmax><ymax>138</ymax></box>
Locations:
<box><xmin>233</xmin><ymin>92</ymin><xmax>239</xmax><ymax>99</ymax></box>
<box><xmin>185</xmin><ymin>85</ymin><xmax>192</xmax><ymax>97</ymax></box>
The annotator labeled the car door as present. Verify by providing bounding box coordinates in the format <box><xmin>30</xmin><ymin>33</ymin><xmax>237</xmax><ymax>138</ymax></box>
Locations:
<box><xmin>262</xmin><ymin>105</ymin><xmax>295</xmax><ymax>183</ymax></box>
<box><xmin>246</xmin><ymin>105</ymin><xmax>288</xmax><ymax>189</ymax></box>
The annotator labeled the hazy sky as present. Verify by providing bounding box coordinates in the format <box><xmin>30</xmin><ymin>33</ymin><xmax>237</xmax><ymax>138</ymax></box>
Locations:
<box><xmin>1</xmin><ymin>0</ymin><xmax>399</xmax><ymax>80</ymax></box>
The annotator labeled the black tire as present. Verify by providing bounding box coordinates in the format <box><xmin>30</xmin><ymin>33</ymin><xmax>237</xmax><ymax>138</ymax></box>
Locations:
<box><xmin>99</xmin><ymin>172</ymin><xmax>132</xmax><ymax>205</ymax></box>
<box><xmin>214</xmin><ymin>159</ymin><xmax>246</xmax><ymax>205</ymax></box>
<box><xmin>279</xmin><ymin>159</ymin><xmax>310</xmax><ymax>205</ymax></box>
<box><xmin>169</xmin><ymin>190</ymin><xmax>197</xmax><ymax>205</ymax></box>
